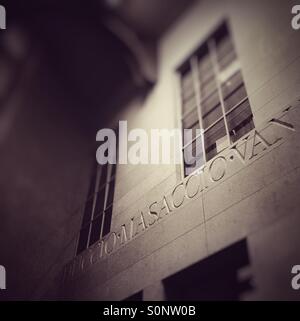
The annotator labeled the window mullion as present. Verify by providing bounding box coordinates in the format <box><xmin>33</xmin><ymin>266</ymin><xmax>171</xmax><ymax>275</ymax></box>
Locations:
<box><xmin>191</xmin><ymin>56</ymin><xmax>206</xmax><ymax>163</ymax></box>
<box><xmin>208</xmin><ymin>39</ymin><xmax>231</xmax><ymax>146</ymax></box>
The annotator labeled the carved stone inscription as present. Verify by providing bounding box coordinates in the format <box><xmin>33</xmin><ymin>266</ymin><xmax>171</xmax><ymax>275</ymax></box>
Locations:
<box><xmin>62</xmin><ymin>103</ymin><xmax>298</xmax><ymax>283</ymax></box>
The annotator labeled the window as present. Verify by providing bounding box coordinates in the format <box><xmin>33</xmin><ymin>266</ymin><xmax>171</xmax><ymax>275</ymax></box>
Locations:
<box><xmin>76</xmin><ymin>161</ymin><xmax>117</xmax><ymax>255</ymax></box>
<box><xmin>179</xmin><ymin>22</ymin><xmax>254</xmax><ymax>176</ymax></box>
<box><xmin>163</xmin><ymin>239</ymin><xmax>252</xmax><ymax>300</ymax></box>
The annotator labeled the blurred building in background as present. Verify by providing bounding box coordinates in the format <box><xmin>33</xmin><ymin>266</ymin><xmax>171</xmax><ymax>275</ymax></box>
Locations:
<box><xmin>0</xmin><ymin>0</ymin><xmax>300</xmax><ymax>300</ymax></box>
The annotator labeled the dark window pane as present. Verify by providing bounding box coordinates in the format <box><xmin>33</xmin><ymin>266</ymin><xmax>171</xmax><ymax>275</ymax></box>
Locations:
<box><xmin>200</xmin><ymin>76</ymin><xmax>217</xmax><ymax>99</ymax></box>
<box><xmin>216</xmin><ymin>34</ymin><xmax>234</xmax><ymax>59</ymax></box>
<box><xmin>227</xmin><ymin>99</ymin><xmax>254</xmax><ymax>143</ymax></box>
<box><xmin>202</xmin><ymin>102</ymin><xmax>222</xmax><ymax>129</ymax></box>
<box><xmin>103</xmin><ymin>206</ymin><xmax>113</xmax><ymax>237</ymax></box>
<box><xmin>224</xmin><ymin>85</ymin><xmax>247</xmax><ymax>112</ymax></box>
<box><xmin>106</xmin><ymin>179</ymin><xmax>116</xmax><ymax>208</ymax></box>
<box><xmin>89</xmin><ymin>215</ymin><xmax>103</xmax><ymax>246</ymax></box>
<box><xmin>198</xmin><ymin>53</ymin><xmax>212</xmax><ymax>75</ymax></box>
<box><xmin>216</xmin><ymin>32</ymin><xmax>237</xmax><ymax>71</ymax></box>
<box><xmin>81</xmin><ymin>164</ymin><xmax>97</xmax><ymax>225</ymax></box>
<box><xmin>81</xmin><ymin>197</ymin><xmax>94</xmax><ymax>226</ymax></box>
<box><xmin>181</xmin><ymin>70</ymin><xmax>195</xmax><ymax>103</ymax></box>
<box><xmin>94</xmin><ymin>186</ymin><xmax>106</xmax><ymax>215</ymax></box>
<box><xmin>201</xmin><ymin>90</ymin><xmax>220</xmax><ymax>116</ymax></box>
<box><xmin>222</xmin><ymin>71</ymin><xmax>247</xmax><ymax>112</ymax></box>
<box><xmin>198</xmin><ymin>65</ymin><xmax>214</xmax><ymax>85</ymax></box>
<box><xmin>181</xmin><ymin>69</ymin><xmax>193</xmax><ymax>92</ymax></box>
<box><xmin>204</xmin><ymin>119</ymin><xmax>228</xmax><ymax>161</ymax></box>
<box><xmin>222</xmin><ymin>71</ymin><xmax>242</xmax><ymax>97</ymax></box>
<box><xmin>99</xmin><ymin>164</ymin><xmax>108</xmax><ymax>187</ymax></box>
<box><xmin>76</xmin><ymin>225</ymin><xmax>90</xmax><ymax>255</ymax></box>
<box><xmin>87</xmin><ymin>164</ymin><xmax>97</xmax><ymax>195</ymax></box>
<box><xmin>218</xmin><ymin>49</ymin><xmax>237</xmax><ymax>71</ymax></box>
<box><xmin>163</xmin><ymin>239</ymin><xmax>250</xmax><ymax>300</ymax></box>
<box><xmin>111</xmin><ymin>163</ymin><xmax>117</xmax><ymax>179</ymax></box>
<box><xmin>182</xmin><ymin>107</ymin><xmax>199</xmax><ymax>128</ymax></box>
<box><xmin>182</xmin><ymin>85</ymin><xmax>195</xmax><ymax>102</ymax></box>
<box><xmin>182</xmin><ymin>94</ymin><xmax>197</xmax><ymax>114</ymax></box>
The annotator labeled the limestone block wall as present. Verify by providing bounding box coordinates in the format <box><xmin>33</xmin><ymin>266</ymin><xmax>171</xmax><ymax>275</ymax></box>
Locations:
<box><xmin>59</xmin><ymin>0</ymin><xmax>300</xmax><ymax>300</ymax></box>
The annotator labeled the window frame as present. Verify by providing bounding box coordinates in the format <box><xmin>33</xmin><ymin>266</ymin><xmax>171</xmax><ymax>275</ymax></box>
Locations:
<box><xmin>75</xmin><ymin>161</ymin><xmax>117</xmax><ymax>256</ymax></box>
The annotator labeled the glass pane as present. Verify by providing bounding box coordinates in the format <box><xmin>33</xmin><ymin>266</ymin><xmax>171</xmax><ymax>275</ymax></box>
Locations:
<box><xmin>218</xmin><ymin>49</ymin><xmax>237</xmax><ymax>71</ymax></box>
<box><xmin>226</xmin><ymin>99</ymin><xmax>254</xmax><ymax>143</ymax></box>
<box><xmin>181</xmin><ymin>83</ymin><xmax>194</xmax><ymax>103</ymax></box>
<box><xmin>81</xmin><ymin>170</ymin><xmax>96</xmax><ymax>228</ymax></box>
<box><xmin>183</xmin><ymin>136</ymin><xmax>204</xmax><ymax>176</ymax></box>
<box><xmin>181</xmin><ymin>69</ymin><xmax>193</xmax><ymax>92</ymax></box>
<box><xmin>103</xmin><ymin>206</ymin><xmax>113</xmax><ymax>237</ymax></box>
<box><xmin>99</xmin><ymin>164</ymin><xmax>108</xmax><ymax>188</ymax></box>
<box><xmin>81</xmin><ymin>197</ymin><xmax>94</xmax><ymax>226</ymax></box>
<box><xmin>94</xmin><ymin>186</ymin><xmax>106</xmax><ymax>215</ymax></box>
<box><xmin>182</xmin><ymin>107</ymin><xmax>199</xmax><ymax>127</ymax></box>
<box><xmin>198</xmin><ymin>53</ymin><xmax>212</xmax><ymax>74</ymax></box>
<box><xmin>200</xmin><ymin>77</ymin><xmax>217</xmax><ymax>99</ymax></box>
<box><xmin>222</xmin><ymin>71</ymin><xmax>242</xmax><ymax>96</ymax></box>
<box><xmin>216</xmin><ymin>35</ymin><xmax>234</xmax><ymax>59</ymax></box>
<box><xmin>110</xmin><ymin>163</ymin><xmax>117</xmax><ymax>179</ymax></box>
<box><xmin>106</xmin><ymin>178</ymin><xmax>116</xmax><ymax>208</ymax></box>
<box><xmin>201</xmin><ymin>90</ymin><xmax>220</xmax><ymax>115</ymax></box>
<box><xmin>204</xmin><ymin>119</ymin><xmax>228</xmax><ymax>161</ymax></box>
<box><xmin>76</xmin><ymin>225</ymin><xmax>90</xmax><ymax>255</ymax></box>
<box><xmin>202</xmin><ymin>102</ymin><xmax>222</xmax><ymax>129</ymax></box>
<box><xmin>222</xmin><ymin>71</ymin><xmax>247</xmax><ymax>112</ymax></box>
<box><xmin>199</xmin><ymin>66</ymin><xmax>214</xmax><ymax>85</ymax></box>
<box><xmin>224</xmin><ymin>84</ymin><xmax>247</xmax><ymax>112</ymax></box>
<box><xmin>89</xmin><ymin>215</ymin><xmax>103</xmax><ymax>246</ymax></box>
<box><xmin>182</xmin><ymin>94</ymin><xmax>197</xmax><ymax>114</ymax></box>
<box><xmin>87</xmin><ymin>165</ymin><xmax>97</xmax><ymax>195</ymax></box>
<box><xmin>216</xmin><ymin>32</ymin><xmax>237</xmax><ymax>71</ymax></box>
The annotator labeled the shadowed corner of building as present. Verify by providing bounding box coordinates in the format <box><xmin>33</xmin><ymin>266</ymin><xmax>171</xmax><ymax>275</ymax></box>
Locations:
<box><xmin>0</xmin><ymin>0</ymin><xmax>195</xmax><ymax>300</ymax></box>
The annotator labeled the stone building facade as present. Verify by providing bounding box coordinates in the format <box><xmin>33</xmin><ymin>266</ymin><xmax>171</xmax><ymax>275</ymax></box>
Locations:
<box><xmin>1</xmin><ymin>0</ymin><xmax>300</xmax><ymax>300</ymax></box>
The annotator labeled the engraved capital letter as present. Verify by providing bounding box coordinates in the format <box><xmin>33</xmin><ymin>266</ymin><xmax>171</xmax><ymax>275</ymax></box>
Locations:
<box><xmin>249</xmin><ymin>131</ymin><xmax>271</xmax><ymax>160</ymax></box>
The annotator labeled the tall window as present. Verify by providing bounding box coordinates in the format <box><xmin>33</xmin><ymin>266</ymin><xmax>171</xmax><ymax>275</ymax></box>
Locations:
<box><xmin>76</xmin><ymin>161</ymin><xmax>117</xmax><ymax>255</ymax></box>
<box><xmin>180</xmin><ymin>22</ymin><xmax>254</xmax><ymax>176</ymax></box>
